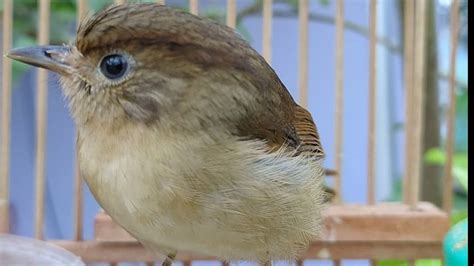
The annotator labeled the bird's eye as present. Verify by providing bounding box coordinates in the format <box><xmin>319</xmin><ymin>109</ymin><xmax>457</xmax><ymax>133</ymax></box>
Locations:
<box><xmin>100</xmin><ymin>54</ymin><xmax>128</xmax><ymax>80</ymax></box>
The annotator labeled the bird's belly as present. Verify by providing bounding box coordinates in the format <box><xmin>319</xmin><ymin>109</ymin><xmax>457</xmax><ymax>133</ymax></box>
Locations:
<box><xmin>127</xmin><ymin>212</ymin><xmax>263</xmax><ymax>258</ymax></box>
<box><xmin>79</xmin><ymin>145</ymin><xmax>255</xmax><ymax>257</ymax></box>
<box><xmin>93</xmin><ymin>177</ymin><xmax>266</xmax><ymax>258</ymax></box>
<box><xmin>92</xmin><ymin>180</ymin><xmax>270</xmax><ymax>259</ymax></box>
<box><xmin>79</xmin><ymin>130</ymin><xmax>323</xmax><ymax>260</ymax></box>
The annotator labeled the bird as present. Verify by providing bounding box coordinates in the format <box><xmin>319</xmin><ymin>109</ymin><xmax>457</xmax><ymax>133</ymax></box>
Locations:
<box><xmin>8</xmin><ymin>3</ymin><xmax>329</xmax><ymax>265</ymax></box>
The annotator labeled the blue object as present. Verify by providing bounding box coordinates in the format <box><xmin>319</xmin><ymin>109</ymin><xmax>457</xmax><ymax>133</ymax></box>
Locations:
<box><xmin>443</xmin><ymin>218</ymin><xmax>468</xmax><ymax>266</ymax></box>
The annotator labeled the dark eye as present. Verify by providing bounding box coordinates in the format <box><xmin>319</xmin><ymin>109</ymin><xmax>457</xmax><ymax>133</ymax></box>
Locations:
<box><xmin>100</xmin><ymin>54</ymin><xmax>128</xmax><ymax>80</ymax></box>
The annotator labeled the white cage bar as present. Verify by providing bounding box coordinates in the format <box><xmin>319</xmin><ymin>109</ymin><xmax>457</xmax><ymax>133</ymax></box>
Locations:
<box><xmin>262</xmin><ymin>0</ymin><xmax>273</xmax><ymax>64</ymax></box>
<box><xmin>0</xmin><ymin>0</ymin><xmax>12</xmax><ymax>234</ymax></box>
<box><xmin>226</xmin><ymin>0</ymin><xmax>237</xmax><ymax>29</ymax></box>
<box><xmin>34</xmin><ymin>0</ymin><xmax>50</xmax><ymax>240</ymax></box>
<box><xmin>333</xmin><ymin>0</ymin><xmax>344</xmax><ymax>204</ymax></box>
<box><xmin>403</xmin><ymin>0</ymin><xmax>415</xmax><ymax>205</ymax></box>
<box><xmin>367</xmin><ymin>0</ymin><xmax>377</xmax><ymax>206</ymax></box>
<box><xmin>298</xmin><ymin>0</ymin><xmax>309</xmax><ymax>108</ymax></box>
<box><xmin>189</xmin><ymin>0</ymin><xmax>199</xmax><ymax>15</ymax></box>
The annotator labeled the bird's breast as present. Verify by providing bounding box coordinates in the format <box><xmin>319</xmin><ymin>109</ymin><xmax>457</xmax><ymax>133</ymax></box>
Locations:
<box><xmin>77</xmin><ymin>124</ymin><xmax>324</xmax><ymax>260</ymax></box>
<box><xmin>77</xmin><ymin>124</ymin><xmax>186</xmax><ymax>231</ymax></box>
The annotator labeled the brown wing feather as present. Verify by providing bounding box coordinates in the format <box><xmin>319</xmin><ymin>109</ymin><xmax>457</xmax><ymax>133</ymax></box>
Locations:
<box><xmin>293</xmin><ymin>105</ymin><xmax>324</xmax><ymax>159</ymax></box>
<box><xmin>293</xmin><ymin>105</ymin><xmax>335</xmax><ymax>202</ymax></box>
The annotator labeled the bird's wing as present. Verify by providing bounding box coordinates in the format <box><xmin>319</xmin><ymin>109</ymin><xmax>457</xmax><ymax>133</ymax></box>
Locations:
<box><xmin>231</xmin><ymin>71</ymin><xmax>324</xmax><ymax>161</ymax></box>
<box><xmin>292</xmin><ymin>104</ymin><xmax>324</xmax><ymax>159</ymax></box>
<box><xmin>234</xmin><ymin>100</ymin><xmax>324</xmax><ymax>160</ymax></box>
<box><xmin>292</xmin><ymin>105</ymin><xmax>336</xmax><ymax>202</ymax></box>
<box><xmin>233</xmin><ymin>89</ymin><xmax>335</xmax><ymax>201</ymax></box>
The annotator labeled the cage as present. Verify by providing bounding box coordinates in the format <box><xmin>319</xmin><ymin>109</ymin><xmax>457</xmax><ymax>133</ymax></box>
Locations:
<box><xmin>0</xmin><ymin>0</ymin><xmax>465</xmax><ymax>265</ymax></box>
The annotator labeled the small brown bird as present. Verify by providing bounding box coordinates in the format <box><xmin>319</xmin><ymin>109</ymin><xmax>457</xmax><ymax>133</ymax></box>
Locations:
<box><xmin>8</xmin><ymin>3</ymin><xmax>327</xmax><ymax>265</ymax></box>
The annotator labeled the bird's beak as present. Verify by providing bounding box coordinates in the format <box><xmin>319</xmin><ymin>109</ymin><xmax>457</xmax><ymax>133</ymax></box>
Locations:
<box><xmin>6</xmin><ymin>45</ymin><xmax>72</xmax><ymax>75</ymax></box>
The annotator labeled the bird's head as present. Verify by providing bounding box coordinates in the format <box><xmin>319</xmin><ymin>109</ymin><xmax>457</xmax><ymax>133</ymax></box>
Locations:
<box><xmin>7</xmin><ymin>3</ymin><xmax>277</xmax><ymax>128</ymax></box>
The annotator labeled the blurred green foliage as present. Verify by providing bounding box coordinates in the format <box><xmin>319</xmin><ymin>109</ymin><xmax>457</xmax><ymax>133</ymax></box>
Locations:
<box><xmin>377</xmin><ymin>259</ymin><xmax>442</xmax><ymax>266</ymax></box>
<box><xmin>424</xmin><ymin>87</ymin><xmax>468</xmax><ymax>224</ymax></box>
<box><xmin>424</xmin><ymin>148</ymin><xmax>467</xmax><ymax>192</ymax></box>
<box><xmin>454</xmin><ymin>89</ymin><xmax>468</xmax><ymax>152</ymax></box>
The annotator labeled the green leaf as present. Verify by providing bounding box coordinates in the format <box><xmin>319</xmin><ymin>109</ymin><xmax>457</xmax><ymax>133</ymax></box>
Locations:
<box><xmin>453</xmin><ymin>153</ymin><xmax>468</xmax><ymax>169</ymax></box>
<box><xmin>377</xmin><ymin>260</ymin><xmax>406</xmax><ymax>266</ymax></box>
<box><xmin>453</xmin><ymin>166</ymin><xmax>468</xmax><ymax>192</ymax></box>
<box><xmin>424</xmin><ymin>148</ymin><xmax>445</xmax><ymax>165</ymax></box>
<box><xmin>377</xmin><ymin>260</ymin><xmax>441</xmax><ymax>266</ymax></box>
<box><xmin>415</xmin><ymin>260</ymin><xmax>442</xmax><ymax>266</ymax></box>
<box><xmin>451</xmin><ymin>210</ymin><xmax>468</xmax><ymax>226</ymax></box>
<box><xmin>424</xmin><ymin>149</ymin><xmax>468</xmax><ymax>192</ymax></box>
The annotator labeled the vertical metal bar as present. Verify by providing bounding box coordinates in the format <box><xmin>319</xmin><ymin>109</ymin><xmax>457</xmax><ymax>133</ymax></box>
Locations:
<box><xmin>298</xmin><ymin>0</ymin><xmax>309</xmax><ymax>108</ymax></box>
<box><xmin>226</xmin><ymin>0</ymin><xmax>237</xmax><ymax>29</ymax></box>
<box><xmin>443</xmin><ymin>0</ymin><xmax>460</xmax><ymax>214</ymax></box>
<box><xmin>262</xmin><ymin>0</ymin><xmax>273</xmax><ymax>64</ymax></box>
<box><xmin>73</xmin><ymin>149</ymin><xmax>83</xmax><ymax>240</ymax></box>
<box><xmin>367</xmin><ymin>0</ymin><xmax>377</xmax><ymax>205</ymax></box>
<box><xmin>0</xmin><ymin>0</ymin><xmax>13</xmax><ymax>233</ymax></box>
<box><xmin>334</xmin><ymin>0</ymin><xmax>344</xmax><ymax>204</ymax></box>
<box><xmin>77</xmin><ymin>0</ymin><xmax>88</xmax><ymax>20</ymax></box>
<box><xmin>403</xmin><ymin>0</ymin><xmax>415</xmax><ymax>204</ymax></box>
<box><xmin>74</xmin><ymin>0</ymin><xmax>87</xmax><ymax>241</ymax></box>
<box><xmin>409</xmin><ymin>0</ymin><xmax>427</xmax><ymax>209</ymax></box>
<box><xmin>189</xmin><ymin>0</ymin><xmax>199</xmax><ymax>15</ymax></box>
<box><xmin>35</xmin><ymin>0</ymin><xmax>50</xmax><ymax>240</ymax></box>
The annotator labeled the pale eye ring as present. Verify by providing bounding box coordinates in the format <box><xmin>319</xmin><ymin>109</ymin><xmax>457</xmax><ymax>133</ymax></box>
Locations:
<box><xmin>99</xmin><ymin>54</ymin><xmax>128</xmax><ymax>80</ymax></box>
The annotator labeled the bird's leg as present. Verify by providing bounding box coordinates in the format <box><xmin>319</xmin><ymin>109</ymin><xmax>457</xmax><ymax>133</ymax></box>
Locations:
<box><xmin>140</xmin><ymin>240</ymin><xmax>175</xmax><ymax>266</ymax></box>
<box><xmin>162</xmin><ymin>252</ymin><xmax>176</xmax><ymax>266</ymax></box>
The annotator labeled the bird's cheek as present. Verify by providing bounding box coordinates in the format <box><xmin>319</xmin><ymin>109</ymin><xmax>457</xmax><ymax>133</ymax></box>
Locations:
<box><xmin>57</xmin><ymin>74</ymin><xmax>87</xmax><ymax>98</ymax></box>
<box><xmin>118</xmin><ymin>93</ymin><xmax>162</xmax><ymax>124</ymax></box>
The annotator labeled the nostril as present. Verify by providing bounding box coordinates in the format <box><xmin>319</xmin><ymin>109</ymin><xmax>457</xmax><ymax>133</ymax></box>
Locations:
<box><xmin>44</xmin><ymin>48</ymin><xmax>69</xmax><ymax>65</ymax></box>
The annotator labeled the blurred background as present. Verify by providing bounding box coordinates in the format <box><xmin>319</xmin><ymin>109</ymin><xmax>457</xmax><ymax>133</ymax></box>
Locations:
<box><xmin>0</xmin><ymin>0</ymin><xmax>468</xmax><ymax>265</ymax></box>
